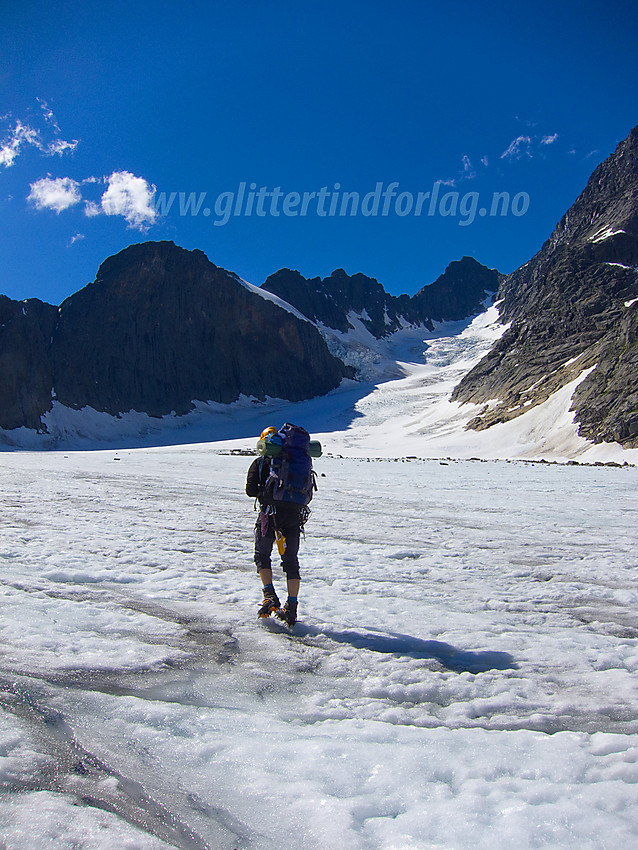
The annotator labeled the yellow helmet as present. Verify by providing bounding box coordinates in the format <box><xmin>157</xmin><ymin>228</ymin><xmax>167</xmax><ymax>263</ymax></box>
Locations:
<box><xmin>260</xmin><ymin>426</ymin><xmax>278</xmax><ymax>441</ymax></box>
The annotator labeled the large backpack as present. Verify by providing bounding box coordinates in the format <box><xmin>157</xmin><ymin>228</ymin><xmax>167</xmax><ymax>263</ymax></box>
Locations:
<box><xmin>265</xmin><ymin>423</ymin><xmax>316</xmax><ymax>506</ymax></box>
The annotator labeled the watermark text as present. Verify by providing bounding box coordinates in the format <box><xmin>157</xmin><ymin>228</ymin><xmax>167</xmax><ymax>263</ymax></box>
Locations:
<box><xmin>155</xmin><ymin>181</ymin><xmax>530</xmax><ymax>227</ymax></box>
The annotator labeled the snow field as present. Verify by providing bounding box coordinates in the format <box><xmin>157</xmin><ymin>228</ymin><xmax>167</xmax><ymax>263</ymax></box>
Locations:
<box><xmin>0</xmin><ymin>447</ymin><xmax>637</xmax><ymax>849</ymax></box>
<box><xmin>4</xmin><ymin>302</ymin><xmax>637</xmax><ymax>466</ymax></box>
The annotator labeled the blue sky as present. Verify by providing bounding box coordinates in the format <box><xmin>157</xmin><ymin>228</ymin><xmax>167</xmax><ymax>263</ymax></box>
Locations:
<box><xmin>1</xmin><ymin>0</ymin><xmax>636</xmax><ymax>304</ymax></box>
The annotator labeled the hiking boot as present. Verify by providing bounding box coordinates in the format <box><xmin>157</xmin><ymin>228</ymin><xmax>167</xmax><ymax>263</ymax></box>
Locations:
<box><xmin>276</xmin><ymin>599</ymin><xmax>298</xmax><ymax>627</ymax></box>
<box><xmin>258</xmin><ymin>590</ymin><xmax>280</xmax><ymax>619</ymax></box>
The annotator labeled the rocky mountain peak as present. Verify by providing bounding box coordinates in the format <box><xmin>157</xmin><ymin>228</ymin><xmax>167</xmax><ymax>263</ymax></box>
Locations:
<box><xmin>262</xmin><ymin>258</ymin><xmax>499</xmax><ymax>339</ymax></box>
<box><xmin>95</xmin><ymin>240</ymin><xmax>208</xmax><ymax>279</ymax></box>
<box><xmin>452</xmin><ymin>125</ymin><xmax>638</xmax><ymax>447</ymax></box>
<box><xmin>0</xmin><ymin>242</ymin><xmax>350</xmax><ymax>433</ymax></box>
<box><xmin>543</xmin><ymin>124</ymin><xmax>638</xmax><ymax>264</ymax></box>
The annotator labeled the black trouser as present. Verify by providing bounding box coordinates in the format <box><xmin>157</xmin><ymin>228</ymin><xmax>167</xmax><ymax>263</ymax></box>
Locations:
<box><xmin>254</xmin><ymin>506</ymin><xmax>301</xmax><ymax>580</ymax></box>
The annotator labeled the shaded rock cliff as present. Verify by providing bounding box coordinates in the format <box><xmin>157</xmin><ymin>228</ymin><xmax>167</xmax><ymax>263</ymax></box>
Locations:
<box><xmin>452</xmin><ymin>125</ymin><xmax>638</xmax><ymax>447</ymax></box>
<box><xmin>0</xmin><ymin>296</ymin><xmax>57</xmax><ymax>430</ymax></box>
<box><xmin>0</xmin><ymin>242</ymin><xmax>350</xmax><ymax>430</ymax></box>
<box><xmin>262</xmin><ymin>257</ymin><xmax>500</xmax><ymax>338</ymax></box>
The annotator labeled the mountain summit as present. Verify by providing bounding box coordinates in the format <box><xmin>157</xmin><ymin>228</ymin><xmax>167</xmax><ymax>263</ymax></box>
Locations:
<box><xmin>1</xmin><ymin>127</ymin><xmax>636</xmax><ymax>454</ymax></box>
<box><xmin>452</xmin><ymin>125</ymin><xmax>638</xmax><ymax>447</ymax></box>
<box><xmin>0</xmin><ymin>244</ymin><xmax>498</xmax><ymax>435</ymax></box>
<box><xmin>0</xmin><ymin>242</ymin><xmax>350</xmax><ymax>430</ymax></box>
<box><xmin>262</xmin><ymin>257</ymin><xmax>499</xmax><ymax>338</ymax></box>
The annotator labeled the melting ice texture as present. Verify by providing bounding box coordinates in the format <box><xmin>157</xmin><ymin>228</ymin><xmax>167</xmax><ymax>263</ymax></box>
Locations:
<box><xmin>0</xmin><ymin>447</ymin><xmax>637</xmax><ymax>849</ymax></box>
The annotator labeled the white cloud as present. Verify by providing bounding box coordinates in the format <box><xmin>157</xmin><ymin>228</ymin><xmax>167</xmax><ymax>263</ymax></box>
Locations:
<box><xmin>0</xmin><ymin>114</ymin><xmax>78</xmax><ymax>169</ymax></box>
<box><xmin>0</xmin><ymin>120</ymin><xmax>40</xmax><ymax>167</ymax></box>
<box><xmin>460</xmin><ymin>154</ymin><xmax>476</xmax><ymax>179</ymax></box>
<box><xmin>27</xmin><ymin>176</ymin><xmax>82</xmax><ymax>213</ymax></box>
<box><xmin>501</xmin><ymin>129</ymin><xmax>560</xmax><ymax>162</ymax></box>
<box><xmin>37</xmin><ymin>98</ymin><xmax>60</xmax><ymax>132</ymax></box>
<box><xmin>500</xmin><ymin>135</ymin><xmax>533</xmax><ymax>160</ymax></box>
<box><xmin>83</xmin><ymin>200</ymin><xmax>101</xmax><ymax>217</ymax></box>
<box><xmin>100</xmin><ymin>170</ymin><xmax>157</xmax><ymax>229</ymax></box>
<box><xmin>46</xmin><ymin>137</ymin><xmax>79</xmax><ymax>156</ymax></box>
<box><xmin>69</xmin><ymin>232</ymin><xmax>85</xmax><ymax>245</ymax></box>
<box><xmin>24</xmin><ymin>162</ymin><xmax>158</xmax><ymax>232</ymax></box>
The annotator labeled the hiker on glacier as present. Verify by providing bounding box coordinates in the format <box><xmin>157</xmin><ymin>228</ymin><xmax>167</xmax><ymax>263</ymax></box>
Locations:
<box><xmin>246</xmin><ymin>424</ymin><xmax>319</xmax><ymax>627</ymax></box>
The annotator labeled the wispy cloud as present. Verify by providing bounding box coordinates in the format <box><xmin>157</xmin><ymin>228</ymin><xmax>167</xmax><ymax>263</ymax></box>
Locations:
<box><xmin>0</xmin><ymin>104</ymin><xmax>78</xmax><ymax>169</ymax></box>
<box><xmin>83</xmin><ymin>200</ymin><xmax>101</xmax><ymax>217</ymax></box>
<box><xmin>435</xmin><ymin>125</ymin><xmax>561</xmax><ymax>187</ymax></box>
<box><xmin>1</xmin><ymin>121</ymin><xmax>41</xmax><ymax>168</ymax></box>
<box><xmin>501</xmin><ymin>130</ymin><xmax>560</xmax><ymax>161</ymax></box>
<box><xmin>460</xmin><ymin>154</ymin><xmax>476</xmax><ymax>180</ymax></box>
<box><xmin>438</xmin><ymin>152</ymin><xmax>486</xmax><ymax>187</ymax></box>
<box><xmin>37</xmin><ymin>98</ymin><xmax>61</xmax><ymax>132</ymax></box>
<box><xmin>47</xmin><ymin>137</ymin><xmax>80</xmax><ymax>157</ymax></box>
<box><xmin>27</xmin><ymin>176</ymin><xmax>82</xmax><ymax>213</ymax></box>
<box><xmin>10</xmin><ymin>100</ymin><xmax>156</xmax><ymax>232</ymax></box>
<box><xmin>500</xmin><ymin>135</ymin><xmax>533</xmax><ymax>161</ymax></box>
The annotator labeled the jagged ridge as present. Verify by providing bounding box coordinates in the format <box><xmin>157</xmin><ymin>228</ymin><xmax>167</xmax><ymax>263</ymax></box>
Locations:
<box><xmin>262</xmin><ymin>257</ymin><xmax>500</xmax><ymax>338</ymax></box>
<box><xmin>452</xmin><ymin>125</ymin><xmax>638</xmax><ymax>447</ymax></box>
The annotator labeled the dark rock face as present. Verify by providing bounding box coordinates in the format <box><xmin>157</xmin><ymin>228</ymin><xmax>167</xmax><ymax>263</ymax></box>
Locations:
<box><xmin>1</xmin><ymin>242</ymin><xmax>350</xmax><ymax>430</ymax></box>
<box><xmin>262</xmin><ymin>268</ymin><xmax>398</xmax><ymax>336</ymax></box>
<box><xmin>262</xmin><ymin>257</ymin><xmax>500</xmax><ymax>338</ymax></box>
<box><xmin>452</xmin><ymin>125</ymin><xmax>638</xmax><ymax>447</ymax></box>
<box><xmin>412</xmin><ymin>257</ymin><xmax>502</xmax><ymax>323</ymax></box>
<box><xmin>0</xmin><ymin>296</ymin><xmax>57</xmax><ymax>430</ymax></box>
<box><xmin>571</xmin><ymin>306</ymin><xmax>638</xmax><ymax>444</ymax></box>
<box><xmin>50</xmin><ymin>242</ymin><xmax>349</xmax><ymax>416</ymax></box>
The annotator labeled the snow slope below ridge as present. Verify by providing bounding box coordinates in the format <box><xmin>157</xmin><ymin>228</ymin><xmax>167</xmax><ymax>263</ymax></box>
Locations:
<box><xmin>0</xmin><ymin>448</ymin><xmax>636</xmax><ymax>849</ymax></box>
<box><xmin>237</xmin><ymin>276</ymin><xmax>313</xmax><ymax>324</ymax></box>
<box><xmin>1</xmin><ymin>301</ymin><xmax>636</xmax><ymax>463</ymax></box>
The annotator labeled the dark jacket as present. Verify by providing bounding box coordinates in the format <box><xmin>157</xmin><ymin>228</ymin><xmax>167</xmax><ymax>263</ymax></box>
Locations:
<box><xmin>246</xmin><ymin>457</ymin><xmax>302</xmax><ymax>519</ymax></box>
<box><xmin>246</xmin><ymin>457</ymin><xmax>270</xmax><ymax>501</ymax></box>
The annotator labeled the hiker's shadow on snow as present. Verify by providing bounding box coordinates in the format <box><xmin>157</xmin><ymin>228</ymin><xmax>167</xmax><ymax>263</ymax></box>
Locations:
<box><xmin>298</xmin><ymin>624</ymin><xmax>517</xmax><ymax>674</ymax></box>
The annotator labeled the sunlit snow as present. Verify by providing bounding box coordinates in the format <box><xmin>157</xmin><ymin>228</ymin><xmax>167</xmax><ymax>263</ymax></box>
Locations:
<box><xmin>1</xmin><ymin>300</ymin><xmax>637</xmax><ymax>848</ymax></box>
<box><xmin>589</xmin><ymin>226</ymin><xmax>626</xmax><ymax>243</ymax></box>
<box><xmin>3</xmin><ymin>301</ymin><xmax>635</xmax><ymax>464</ymax></box>
<box><xmin>0</xmin><ymin>442</ymin><xmax>637</xmax><ymax>848</ymax></box>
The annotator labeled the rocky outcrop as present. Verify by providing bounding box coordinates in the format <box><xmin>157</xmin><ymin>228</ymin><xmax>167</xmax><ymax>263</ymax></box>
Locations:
<box><xmin>452</xmin><ymin>125</ymin><xmax>638</xmax><ymax>447</ymax></box>
<box><xmin>0</xmin><ymin>242</ymin><xmax>350</xmax><ymax>430</ymax></box>
<box><xmin>0</xmin><ymin>296</ymin><xmax>57</xmax><ymax>430</ymax></box>
<box><xmin>1</xmin><ymin>241</ymin><xmax>498</xmax><ymax>436</ymax></box>
<box><xmin>262</xmin><ymin>257</ymin><xmax>500</xmax><ymax>338</ymax></box>
<box><xmin>571</xmin><ymin>305</ymin><xmax>638</xmax><ymax>444</ymax></box>
<box><xmin>412</xmin><ymin>257</ymin><xmax>502</xmax><ymax>323</ymax></box>
<box><xmin>50</xmin><ymin>241</ymin><xmax>349</xmax><ymax>417</ymax></box>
